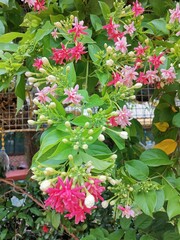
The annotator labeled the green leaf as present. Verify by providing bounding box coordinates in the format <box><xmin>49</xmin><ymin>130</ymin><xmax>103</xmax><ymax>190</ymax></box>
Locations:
<box><xmin>88</xmin><ymin>44</ymin><xmax>101</xmax><ymax>62</ymax></box>
<box><xmin>99</xmin><ymin>1</ymin><xmax>110</xmax><ymax>20</ymax></box>
<box><xmin>0</xmin><ymin>32</ymin><xmax>24</xmax><ymax>43</ymax></box>
<box><xmin>140</xmin><ymin>235</ymin><xmax>155</xmax><ymax>240</ymax></box>
<box><xmin>172</xmin><ymin>112</ymin><xmax>180</xmax><ymax>127</ymax></box>
<box><xmin>15</xmin><ymin>74</ymin><xmax>25</xmax><ymax>102</ymax></box>
<box><xmin>134</xmin><ymin>191</ymin><xmax>157</xmax><ymax>217</ymax></box>
<box><xmin>105</xmin><ymin>129</ymin><xmax>125</xmax><ymax>150</ymax></box>
<box><xmin>108</xmin><ymin>229</ymin><xmax>124</xmax><ymax>240</ymax></box>
<box><xmin>66</xmin><ymin>62</ymin><xmax>76</xmax><ymax>86</ymax></box>
<box><xmin>0</xmin><ymin>20</ymin><xmax>5</xmax><ymax>35</ymax></box>
<box><xmin>90</xmin><ymin>14</ymin><xmax>102</xmax><ymax>31</ymax></box>
<box><xmin>167</xmin><ymin>196</ymin><xmax>180</xmax><ymax>219</ymax></box>
<box><xmin>50</xmin><ymin>96</ymin><xmax>66</xmax><ymax>117</ymax></box>
<box><xmin>96</xmin><ymin>70</ymin><xmax>110</xmax><ymax>85</ymax></box>
<box><xmin>120</xmin><ymin>217</ymin><xmax>131</xmax><ymax>230</ymax></box>
<box><xmin>72</xmin><ymin>115</ymin><xmax>91</xmax><ymax>127</ymax></box>
<box><xmin>163</xmin><ymin>230</ymin><xmax>180</xmax><ymax>240</ymax></box>
<box><xmin>35</xmin><ymin>21</ymin><xmax>54</xmax><ymax>43</ymax></box>
<box><xmin>134</xmin><ymin>213</ymin><xmax>153</xmax><ymax>230</ymax></box>
<box><xmin>85</xmin><ymin>94</ymin><xmax>104</xmax><ymax>108</ymax></box>
<box><xmin>140</xmin><ymin>149</ymin><xmax>172</xmax><ymax>167</ymax></box>
<box><xmin>155</xmin><ymin>190</ymin><xmax>165</xmax><ymax>211</ymax></box>
<box><xmin>87</xmin><ymin>141</ymin><xmax>112</xmax><ymax>156</ymax></box>
<box><xmin>125</xmin><ymin>160</ymin><xmax>149</xmax><ymax>180</ymax></box>
<box><xmin>52</xmin><ymin>211</ymin><xmax>61</xmax><ymax>229</ymax></box>
<box><xmin>0</xmin><ymin>229</ymin><xmax>8</xmax><ymax>240</ymax></box>
<box><xmin>149</xmin><ymin>18</ymin><xmax>169</xmax><ymax>36</ymax></box>
<box><xmin>0</xmin><ymin>0</ymin><xmax>9</xmax><ymax>6</ymax></box>
<box><xmin>124</xmin><ymin>229</ymin><xmax>136</xmax><ymax>240</ymax></box>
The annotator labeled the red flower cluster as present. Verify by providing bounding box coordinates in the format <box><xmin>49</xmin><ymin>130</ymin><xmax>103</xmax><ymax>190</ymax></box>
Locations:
<box><xmin>45</xmin><ymin>177</ymin><xmax>105</xmax><ymax>224</ymax></box>
<box><xmin>52</xmin><ymin>42</ymin><xmax>86</xmax><ymax>64</ymax></box>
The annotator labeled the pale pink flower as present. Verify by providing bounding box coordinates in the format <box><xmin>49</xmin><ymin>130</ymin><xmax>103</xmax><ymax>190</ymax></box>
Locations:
<box><xmin>115</xmin><ymin>37</ymin><xmax>129</xmax><ymax>54</ymax></box>
<box><xmin>63</xmin><ymin>84</ymin><xmax>83</xmax><ymax>105</ymax></box>
<box><xmin>118</xmin><ymin>205</ymin><xmax>135</xmax><ymax>218</ymax></box>
<box><xmin>108</xmin><ymin>106</ymin><xmax>132</xmax><ymax>128</ymax></box>
<box><xmin>70</xmin><ymin>42</ymin><xmax>86</xmax><ymax>62</ymax></box>
<box><xmin>145</xmin><ymin>70</ymin><xmax>160</xmax><ymax>84</ymax></box>
<box><xmin>124</xmin><ymin>21</ymin><xmax>136</xmax><ymax>36</ymax></box>
<box><xmin>134</xmin><ymin>43</ymin><xmax>149</xmax><ymax>57</ymax></box>
<box><xmin>176</xmin><ymin>31</ymin><xmax>180</xmax><ymax>36</ymax></box>
<box><xmin>51</xmin><ymin>44</ymin><xmax>71</xmax><ymax>64</ymax></box>
<box><xmin>132</xmin><ymin>0</ymin><xmax>144</xmax><ymax>17</ymax></box>
<box><xmin>35</xmin><ymin>89</ymin><xmax>51</xmax><ymax>103</ymax></box>
<box><xmin>121</xmin><ymin>65</ymin><xmax>138</xmax><ymax>87</ymax></box>
<box><xmin>22</xmin><ymin>0</ymin><xmax>35</xmax><ymax>7</ymax></box>
<box><xmin>68</xmin><ymin>17</ymin><xmax>88</xmax><ymax>41</ymax></box>
<box><xmin>161</xmin><ymin>66</ymin><xmax>176</xmax><ymax>84</ymax></box>
<box><xmin>169</xmin><ymin>3</ymin><xmax>180</xmax><ymax>23</ymax></box>
<box><xmin>51</xmin><ymin>28</ymin><xmax>59</xmax><ymax>40</ymax></box>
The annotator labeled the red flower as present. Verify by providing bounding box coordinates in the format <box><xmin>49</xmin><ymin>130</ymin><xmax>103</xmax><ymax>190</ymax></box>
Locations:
<box><xmin>85</xmin><ymin>178</ymin><xmax>105</xmax><ymax>202</ymax></box>
<box><xmin>70</xmin><ymin>43</ymin><xmax>86</xmax><ymax>62</ymax></box>
<box><xmin>33</xmin><ymin>58</ymin><xmax>43</xmax><ymax>70</ymax></box>
<box><xmin>103</xmin><ymin>17</ymin><xmax>124</xmax><ymax>42</ymax></box>
<box><xmin>107</xmin><ymin>72</ymin><xmax>123</xmax><ymax>86</ymax></box>
<box><xmin>134</xmin><ymin>43</ymin><xmax>149</xmax><ymax>57</ymax></box>
<box><xmin>148</xmin><ymin>53</ymin><xmax>164</xmax><ymax>70</ymax></box>
<box><xmin>51</xmin><ymin>44</ymin><xmax>71</xmax><ymax>64</ymax></box>
<box><xmin>42</xmin><ymin>224</ymin><xmax>49</xmax><ymax>233</ymax></box>
<box><xmin>34</xmin><ymin>0</ymin><xmax>46</xmax><ymax>12</ymax></box>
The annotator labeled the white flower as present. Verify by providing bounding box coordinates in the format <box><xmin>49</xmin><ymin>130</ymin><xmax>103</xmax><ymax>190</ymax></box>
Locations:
<box><xmin>119</xmin><ymin>131</ymin><xmax>128</xmax><ymax>139</ymax></box>
<box><xmin>40</xmin><ymin>180</ymin><xmax>52</xmax><ymax>192</ymax></box>
<box><xmin>84</xmin><ymin>194</ymin><xmax>95</xmax><ymax>208</ymax></box>
<box><xmin>101</xmin><ymin>201</ymin><xmax>109</xmax><ymax>209</ymax></box>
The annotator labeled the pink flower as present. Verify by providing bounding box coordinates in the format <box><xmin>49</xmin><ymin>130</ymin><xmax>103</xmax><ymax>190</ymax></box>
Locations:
<box><xmin>137</xmin><ymin>72</ymin><xmax>149</xmax><ymax>85</ymax></box>
<box><xmin>34</xmin><ymin>0</ymin><xmax>46</xmax><ymax>12</ymax></box>
<box><xmin>124</xmin><ymin>21</ymin><xmax>136</xmax><ymax>36</ymax></box>
<box><xmin>115</xmin><ymin>37</ymin><xmax>129</xmax><ymax>54</ymax></box>
<box><xmin>70</xmin><ymin>42</ymin><xmax>86</xmax><ymax>62</ymax></box>
<box><xmin>107</xmin><ymin>72</ymin><xmax>123</xmax><ymax>86</ymax></box>
<box><xmin>145</xmin><ymin>70</ymin><xmax>160</xmax><ymax>84</ymax></box>
<box><xmin>132</xmin><ymin>0</ymin><xmax>144</xmax><ymax>17</ymax></box>
<box><xmin>108</xmin><ymin>106</ymin><xmax>132</xmax><ymax>128</ymax></box>
<box><xmin>161</xmin><ymin>66</ymin><xmax>176</xmax><ymax>84</ymax></box>
<box><xmin>51</xmin><ymin>44</ymin><xmax>71</xmax><ymax>64</ymax></box>
<box><xmin>42</xmin><ymin>224</ymin><xmax>49</xmax><ymax>233</ymax></box>
<box><xmin>169</xmin><ymin>3</ymin><xmax>180</xmax><ymax>23</ymax></box>
<box><xmin>148</xmin><ymin>53</ymin><xmax>164</xmax><ymax>69</ymax></box>
<box><xmin>118</xmin><ymin>205</ymin><xmax>135</xmax><ymax>218</ymax></box>
<box><xmin>85</xmin><ymin>178</ymin><xmax>105</xmax><ymax>202</ymax></box>
<box><xmin>134</xmin><ymin>43</ymin><xmax>149</xmax><ymax>57</ymax></box>
<box><xmin>176</xmin><ymin>31</ymin><xmax>180</xmax><ymax>36</ymax></box>
<box><xmin>121</xmin><ymin>65</ymin><xmax>138</xmax><ymax>87</ymax></box>
<box><xmin>22</xmin><ymin>0</ymin><xmax>36</xmax><ymax>7</ymax></box>
<box><xmin>51</xmin><ymin>28</ymin><xmax>58</xmax><ymax>40</ymax></box>
<box><xmin>35</xmin><ymin>85</ymin><xmax>57</xmax><ymax>103</ymax></box>
<box><xmin>68</xmin><ymin>17</ymin><xmax>88</xmax><ymax>41</ymax></box>
<box><xmin>33</xmin><ymin>58</ymin><xmax>43</xmax><ymax>70</ymax></box>
<box><xmin>63</xmin><ymin>84</ymin><xmax>83</xmax><ymax>105</ymax></box>
<box><xmin>103</xmin><ymin>17</ymin><xmax>124</xmax><ymax>42</ymax></box>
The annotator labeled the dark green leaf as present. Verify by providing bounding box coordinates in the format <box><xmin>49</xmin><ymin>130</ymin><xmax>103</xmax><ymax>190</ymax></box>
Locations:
<box><xmin>90</xmin><ymin>14</ymin><xmax>102</xmax><ymax>31</ymax></box>
<box><xmin>134</xmin><ymin>213</ymin><xmax>153</xmax><ymax>230</ymax></box>
<box><xmin>125</xmin><ymin>160</ymin><xmax>149</xmax><ymax>180</ymax></box>
<box><xmin>140</xmin><ymin>149</ymin><xmax>171</xmax><ymax>167</ymax></box>
<box><xmin>105</xmin><ymin>129</ymin><xmax>125</xmax><ymax>150</ymax></box>
<box><xmin>99</xmin><ymin>1</ymin><xmax>110</xmax><ymax>20</ymax></box>
<box><xmin>172</xmin><ymin>112</ymin><xmax>180</xmax><ymax>127</ymax></box>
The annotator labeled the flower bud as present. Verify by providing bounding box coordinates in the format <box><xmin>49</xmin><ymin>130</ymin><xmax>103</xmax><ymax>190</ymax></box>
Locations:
<box><xmin>46</xmin><ymin>75</ymin><xmax>56</xmax><ymax>83</ymax></box>
<box><xmin>66</xmin><ymin>66</ymin><xmax>70</xmax><ymax>72</ymax></box>
<box><xmin>25</xmin><ymin>72</ymin><xmax>33</xmax><ymax>77</ymax></box>
<box><xmin>98</xmin><ymin>134</ymin><xmax>105</xmax><ymax>142</ymax></box>
<box><xmin>82</xmin><ymin>144</ymin><xmax>88</xmax><ymax>150</ymax></box>
<box><xmin>110</xmin><ymin>200</ymin><xmax>116</xmax><ymax>206</ymax></box>
<box><xmin>68</xmin><ymin>154</ymin><xmax>73</xmax><ymax>160</ymax></box>
<box><xmin>34</xmin><ymin>82</ymin><xmax>40</xmax><ymax>87</ymax></box>
<box><xmin>101</xmin><ymin>200</ymin><xmax>109</xmax><ymax>209</ymax></box>
<box><xmin>47</xmin><ymin>119</ymin><xmax>53</xmax><ymax>125</ymax></box>
<box><xmin>44</xmin><ymin>167</ymin><xmax>56</xmax><ymax>175</ymax></box>
<box><xmin>62</xmin><ymin>138</ymin><xmax>68</xmax><ymax>143</ymax></box>
<box><xmin>54</xmin><ymin>22</ymin><xmax>62</xmax><ymax>28</ymax></box>
<box><xmin>99</xmin><ymin>175</ymin><xmax>107</xmax><ymax>182</ymax></box>
<box><xmin>49</xmin><ymin>102</ymin><xmax>56</xmax><ymax>108</ymax></box>
<box><xmin>65</xmin><ymin>121</ymin><xmax>71</xmax><ymax>127</ymax></box>
<box><xmin>40</xmin><ymin>180</ymin><xmax>52</xmax><ymax>192</ymax></box>
<box><xmin>28</xmin><ymin>77</ymin><xmax>36</xmax><ymax>83</ymax></box>
<box><xmin>106</xmin><ymin>46</ymin><xmax>113</xmax><ymax>53</ymax></box>
<box><xmin>88</xmin><ymin>136</ymin><xmax>93</xmax><ymax>141</ymax></box>
<box><xmin>84</xmin><ymin>122</ymin><xmax>90</xmax><ymax>128</ymax></box>
<box><xmin>73</xmin><ymin>144</ymin><xmax>79</xmax><ymax>150</ymax></box>
<box><xmin>111</xmin><ymin>154</ymin><xmax>117</xmax><ymax>160</ymax></box>
<box><xmin>33</xmin><ymin>98</ymin><xmax>39</xmax><ymax>105</ymax></box>
<box><xmin>119</xmin><ymin>131</ymin><xmax>128</xmax><ymax>139</ymax></box>
<box><xmin>128</xmin><ymin>51</ymin><xmax>135</xmax><ymax>57</ymax></box>
<box><xmin>88</xmin><ymin>129</ymin><xmax>94</xmax><ymax>135</ymax></box>
<box><xmin>42</xmin><ymin>57</ymin><xmax>49</xmax><ymax>66</ymax></box>
<box><xmin>84</xmin><ymin>194</ymin><xmax>95</xmax><ymax>208</ymax></box>
<box><xmin>39</xmin><ymin>115</ymin><xmax>46</xmax><ymax>121</ymax></box>
<box><xmin>106</xmin><ymin>59</ymin><xmax>114</xmax><ymax>67</ymax></box>
<box><xmin>134</xmin><ymin>83</ymin><xmax>143</xmax><ymax>89</ymax></box>
<box><xmin>28</xmin><ymin>120</ymin><xmax>36</xmax><ymax>125</ymax></box>
<box><xmin>39</xmin><ymin>68</ymin><xmax>47</xmax><ymax>74</ymax></box>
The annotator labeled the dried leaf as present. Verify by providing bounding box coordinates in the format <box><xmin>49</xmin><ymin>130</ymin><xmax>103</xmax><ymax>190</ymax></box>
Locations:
<box><xmin>154</xmin><ymin>139</ymin><xmax>177</xmax><ymax>155</ymax></box>
<box><xmin>154</xmin><ymin>122</ymin><xmax>169</xmax><ymax>132</ymax></box>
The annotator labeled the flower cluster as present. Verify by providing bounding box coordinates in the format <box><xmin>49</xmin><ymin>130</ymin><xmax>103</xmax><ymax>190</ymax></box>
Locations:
<box><xmin>44</xmin><ymin>177</ymin><xmax>105</xmax><ymax>224</ymax></box>
<box><xmin>22</xmin><ymin>0</ymin><xmax>46</xmax><ymax>12</ymax></box>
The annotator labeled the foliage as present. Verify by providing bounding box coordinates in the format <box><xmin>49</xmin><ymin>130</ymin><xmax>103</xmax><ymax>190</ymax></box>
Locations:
<box><xmin>0</xmin><ymin>0</ymin><xmax>180</xmax><ymax>239</ymax></box>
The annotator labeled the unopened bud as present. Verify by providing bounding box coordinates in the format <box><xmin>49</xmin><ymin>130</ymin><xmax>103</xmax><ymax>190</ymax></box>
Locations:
<box><xmin>40</xmin><ymin>180</ymin><xmax>52</xmax><ymax>192</ymax></box>
<box><xmin>62</xmin><ymin>138</ymin><xmax>68</xmax><ymax>143</ymax></box>
<box><xmin>25</xmin><ymin>72</ymin><xmax>33</xmax><ymax>77</ymax></box>
<box><xmin>46</xmin><ymin>75</ymin><xmax>56</xmax><ymax>82</ymax></box>
<box><xmin>84</xmin><ymin>194</ymin><xmax>95</xmax><ymax>208</ymax></box>
<box><xmin>134</xmin><ymin>83</ymin><xmax>143</xmax><ymax>89</ymax></box>
<box><xmin>39</xmin><ymin>68</ymin><xmax>47</xmax><ymax>74</ymax></box>
<box><xmin>88</xmin><ymin>129</ymin><xmax>94</xmax><ymax>135</ymax></box>
<box><xmin>98</xmin><ymin>134</ymin><xmax>105</xmax><ymax>141</ymax></box>
<box><xmin>106</xmin><ymin>59</ymin><xmax>114</xmax><ymax>67</ymax></box>
<box><xmin>68</xmin><ymin>154</ymin><xmax>73</xmax><ymax>160</ymax></box>
<box><xmin>49</xmin><ymin>102</ymin><xmax>56</xmax><ymax>108</ymax></box>
<box><xmin>44</xmin><ymin>167</ymin><xmax>56</xmax><ymax>175</ymax></box>
<box><xmin>65</xmin><ymin>121</ymin><xmax>71</xmax><ymax>127</ymax></box>
<box><xmin>82</xmin><ymin>144</ymin><xmax>88</xmax><ymax>150</ymax></box>
<box><xmin>28</xmin><ymin>120</ymin><xmax>36</xmax><ymax>125</ymax></box>
<box><xmin>33</xmin><ymin>98</ymin><xmax>39</xmax><ymax>105</ymax></box>
<box><xmin>101</xmin><ymin>200</ymin><xmax>109</xmax><ymax>208</ymax></box>
<box><xmin>106</xmin><ymin>46</ymin><xmax>113</xmax><ymax>53</ymax></box>
<box><xmin>42</xmin><ymin>57</ymin><xmax>49</xmax><ymax>66</ymax></box>
<box><xmin>119</xmin><ymin>131</ymin><xmax>128</xmax><ymax>139</ymax></box>
<box><xmin>47</xmin><ymin>119</ymin><xmax>53</xmax><ymax>125</ymax></box>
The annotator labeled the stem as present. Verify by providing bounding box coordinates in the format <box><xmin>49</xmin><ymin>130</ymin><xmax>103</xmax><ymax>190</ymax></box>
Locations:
<box><xmin>0</xmin><ymin>178</ymin><xmax>79</xmax><ymax>240</ymax></box>
<box><xmin>85</xmin><ymin>59</ymin><xmax>89</xmax><ymax>90</ymax></box>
